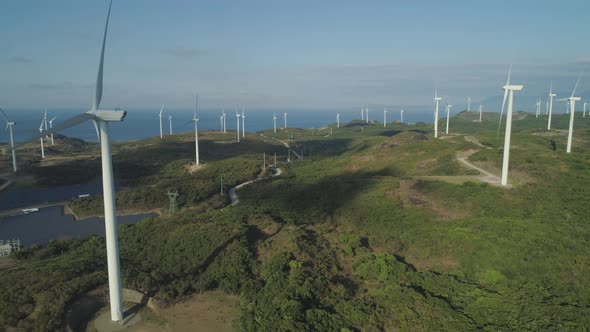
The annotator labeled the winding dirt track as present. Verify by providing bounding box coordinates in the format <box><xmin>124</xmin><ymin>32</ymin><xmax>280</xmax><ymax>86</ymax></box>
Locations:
<box><xmin>228</xmin><ymin>167</ymin><xmax>282</xmax><ymax>206</ymax></box>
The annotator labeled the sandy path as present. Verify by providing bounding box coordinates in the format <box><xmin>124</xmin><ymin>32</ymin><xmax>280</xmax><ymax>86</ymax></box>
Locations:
<box><xmin>228</xmin><ymin>167</ymin><xmax>282</xmax><ymax>206</ymax></box>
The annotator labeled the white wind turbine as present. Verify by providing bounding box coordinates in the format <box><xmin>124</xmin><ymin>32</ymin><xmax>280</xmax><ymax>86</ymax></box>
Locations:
<box><xmin>0</xmin><ymin>109</ymin><xmax>17</xmax><ymax>173</ymax></box>
<box><xmin>43</xmin><ymin>108</ymin><xmax>48</xmax><ymax>133</ymax></box>
<box><xmin>361</xmin><ymin>108</ymin><xmax>364</xmax><ymax>121</ymax></box>
<box><xmin>241</xmin><ymin>107</ymin><xmax>245</xmax><ymax>138</ymax></box>
<box><xmin>383</xmin><ymin>109</ymin><xmax>387</xmax><ymax>127</ymax></box>
<box><xmin>273</xmin><ymin>113</ymin><xmax>277</xmax><ymax>133</ymax></box>
<box><xmin>467</xmin><ymin>96</ymin><xmax>471</xmax><ymax>112</ymax></box>
<box><xmin>535</xmin><ymin>98</ymin><xmax>541</xmax><ymax>118</ymax></box>
<box><xmin>190</xmin><ymin>94</ymin><xmax>200</xmax><ymax>165</ymax></box>
<box><xmin>583</xmin><ymin>102</ymin><xmax>587</xmax><ymax>118</ymax></box>
<box><xmin>47</xmin><ymin>0</ymin><xmax>127</xmax><ymax>321</ymax></box>
<box><xmin>158</xmin><ymin>105</ymin><xmax>163</xmax><ymax>138</ymax></box>
<box><xmin>283</xmin><ymin>112</ymin><xmax>288</xmax><ymax>129</ymax></box>
<box><xmin>400</xmin><ymin>109</ymin><xmax>404</xmax><ymax>123</ymax></box>
<box><xmin>445</xmin><ymin>102</ymin><xmax>452</xmax><ymax>134</ymax></box>
<box><xmin>49</xmin><ymin>116</ymin><xmax>56</xmax><ymax>145</ymax></box>
<box><xmin>38</xmin><ymin>115</ymin><xmax>45</xmax><ymax>159</ymax></box>
<box><xmin>365</xmin><ymin>107</ymin><xmax>369</xmax><ymax>123</ymax></box>
<box><xmin>433</xmin><ymin>89</ymin><xmax>441</xmax><ymax>138</ymax></box>
<box><xmin>497</xmin><ymin>65</ymin><xmax>523</xmax><ymax>186</ymax></box>
<box><xmin>559</xmin><ymin>72</ymin><xmax>583</xmax><ymax>154</ymax></box>
<box><xmin>222</xmin><ymin>110</ymin><xmax>227</xmax><ymax>133</ymax></box>
<box><xmin>168</xmin><ymin>113</ymin><xmax>173</xmax><ymax>135</ymax></box>
<box><xmin>547</xmin><ymin>83</ymin><xmax>556</xmax><ymax>130</ymax></box>
<box><xmin>478</xmin><ymin>104</ymin><xmax>483</xmax><ymax>123</ymax></box>
<box><xmin>236</xmin><ymin>107</ymin><xmax>240</xmax><ymax>143</ymax></box>
<box><xmin>336</xmin><ymin>113</ymin><xmax>340</xmax><ymax>128</ymax></box>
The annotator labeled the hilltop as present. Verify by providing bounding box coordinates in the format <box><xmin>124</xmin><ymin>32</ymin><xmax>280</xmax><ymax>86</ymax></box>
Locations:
<box><xmin>1</xmin><ymin>112</ymin><xmax>590</xmax><ymax>331</ymax></box>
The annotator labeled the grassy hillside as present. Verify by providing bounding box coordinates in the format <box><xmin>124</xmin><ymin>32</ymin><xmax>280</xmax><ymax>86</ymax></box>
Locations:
<box><xmin>1</xmin><ymin>112</ymin><xmax>590</xmax><ymax>330</ymax></box>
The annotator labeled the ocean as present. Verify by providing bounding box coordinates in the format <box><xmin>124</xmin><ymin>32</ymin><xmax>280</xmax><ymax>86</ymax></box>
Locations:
<box><xmin>2</xmin><ymin>107</ymin><xmax>440</xmax><ymax>143</ymax></box>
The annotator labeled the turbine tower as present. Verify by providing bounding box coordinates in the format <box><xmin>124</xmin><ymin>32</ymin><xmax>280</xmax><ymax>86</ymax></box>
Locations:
<box><xmin>478</xmin><ymin>104</ymin><xmax>483</xmax><ymax>123</ymax></box>
<box><xmin>38</xmin><ymin>117</ymin><xmax>45</xmax><ymax>159</ymax></box>
<box><xmin>0</xmin><ymin>109</ymin><xmax>17</xmax><ymax>173</ymax></box>
<box><xmin>273</xmin><ymin>113</ymin><xmax>277</xmax><ymax>133</ymax></box>
<box><xmin>561</xmin><ymin>72</ymin><xmax>583</xmax><ymax>153</ymax></box>
<box><xmin>283</xmin><ymin>112</ymin><xmax>288</xmax><ymax>129</ymax></box>
<box><xmin>547</xmin><ymin>83</ymin><xmax>556</xmax><ymax>130</ymax></box>
<box><xmin>241</xmin><ymin>108</ymin><xmax>245</xmax><ymax>138</ymax></box>
<box><xmin>535</xmin><ymin>98</ymin><xmax>541</xmax><ymax>118</ymax></box>
<box><xmin>236</xmin><ymin>108</ymin><xmax>240</xmax><ymax>143</ymax></box>
<box><xmin>336</xmin><ymin>113</ymin><xmax>340</xmax><ymax>128</ymax></box>
<box><xmin>445</xmin><ymin>103</ymin><xmax>452</xmax><ymax>134</ymax></box>
<box><xmin>361</xmin><ymin>108</ymin><xmax>364</xmax><ymax>121</ymax></box>
<box><xmin>400</xmin><ymin>109</ymin><xmax>404</xmax><ymax>123</ymax></box>
<box><xmin>467</xmin><ymin>96</ymin><xmax>471</xmax><ymax>112</ymax></box>
<box><xmin>49</xmin><ymin>117</ymin><xmax>56</xmax><ymax>145</ymax></box>
<box><xmin>158</xmin><ymin>105</ymin><xmax>163</xmax><ymax>139</ymax></box>
<box><xmin>168</xmin><ymin>113</ymin><xmax>173</xmax><ymax>135</ymax></box>
<box><xmin>498</xmin><ymin>65</ymin><xmax>523</xmax><ymax>186</ymax></box>
<box><xmin>383</xmin><ymin>109</ymin><xmax>387</xmax><ymax>128</ymax></box>
<box><xmin>191</xmin><ymin>94</ymin><xmax>200</xmax><ymax>165</ymax></box>
<box><xmin>47</xmin><ymin>0</ymin><xmax>127</xmax><ymax>321</ymax></box>
<box><xmin>222</xmin><ymin>110</ymin><xmax>227</xmax><ymax>133</ymax></box>
<box><xmin>365</xmin><ymin>107</ymin><xmax>369</xmax><ymax>123</ymax></box>
<box><xmin>434</xmin><ymin>89</ymin><xmax>442</xmax><ymax>138</ymax></box>
<box><xmin>583</xmin><ymin>102</ymin><xmax>587</xmax><ymax>118</ymax></box>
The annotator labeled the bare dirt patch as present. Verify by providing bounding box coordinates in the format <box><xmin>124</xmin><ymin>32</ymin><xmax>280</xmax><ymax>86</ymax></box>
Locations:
<box><xmin>185</xmin><ymin>163</ymin><xmax>207</xmax><ymax>173</ymax></box>
<box><xmin>126</xmin><ymin>290</ymin><xmax>240</xmax><ymax>332</ymax></box>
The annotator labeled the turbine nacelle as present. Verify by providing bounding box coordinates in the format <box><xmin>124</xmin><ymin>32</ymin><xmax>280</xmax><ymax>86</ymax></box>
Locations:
<box><xmin>502</xmin><ymin>85</ymin><xmax>523</xmax><ymax>91</ymax></box>
<box><xmin>93</xmin><ymin>109</ymin><xmax>127</xmax><ymax>122</ymax></box>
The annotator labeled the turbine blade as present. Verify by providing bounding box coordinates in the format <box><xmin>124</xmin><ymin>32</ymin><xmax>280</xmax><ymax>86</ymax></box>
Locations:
<box><xmin>92</xmin><ymin>0</ymin><xmax>113</xmax><ymax>111</ymax></box>
<box><xmin>571</xmin><ymin>71</ymin><xmax>583</xmax><ymax>98</ymax></box>
<box><xmin>0</xmin><ymin>108</ymin><xmax>9</xmax><ymax>122</ymax></box>
<box><xmin>50</xmin><ymin>113</ymin><xmax>94</xmax><ymax>134</ymax></box>
<box><xmin>159</xmin><ymin>105</ymin><xmax>164</xmax><ymax>116</ymax></box>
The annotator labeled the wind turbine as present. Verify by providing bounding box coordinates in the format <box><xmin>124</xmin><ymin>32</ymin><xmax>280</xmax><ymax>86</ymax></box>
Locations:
<box><xmin>560</xmin><ymin>72</ymin><xmax>583</xmax><ymax>153</ymax></box>
<box><xmin>547</xmin><ymin>83</ymin><xmax>556</xmax><ymax>130</ymax></box>
<box><xmin>158</xmin><ymin>105</ymin><xmax>163</xmax><ymax>139</ymax></box>
<box><xmin>535</xmin><ymin>98</ymin><xmax>541</xmax><ymax>118</ymax></box>
<box><xmin>467</xmin><ymin>96</ymin><xmax>471</xmax><ymax>112</ymax></box>
<box><xmin>498</xmin><ymin>65</ymin><xmax>523</xmax><ymax>186</ymax></box>
<box><xmin>236</xmin><ymin>108</ymin><xmax>240</xmax><ymax>143</ymax></box>
<box><xmin>336</xmin><ymin>113</ymin><xmax>340</xmax><ymax>128</ymax></box>
<box><xmin>190</xmin><ymin>94</ymin><xmax>200</xmax><ymax>165</ymax></box>
<box><xmin>43</xmin><ymin>108</ymin><xmax>48</xmax><ymax>133</ymax></box>
<box><xmin>0</xmin><ymin>109</ymin><xmax>17</xmax><ymax>173</ymax></box>
<box><xmin>383</xmin><ymin>109</ymin><xmax>387</xmax><ymax>127</ymax></box>
<box><xmin>400</xmin><ymin>109</ymin><xmax>404</xmax><ymax>123</ymax></box>
<box><xmin>49</xmin><ymin>116</ymin><xmax>56</xmax><ymax>145</ymax></box>
<box><xmin>583</xmin><ymin>102</ymin><xmax>587</xmax><ymax>118</ymax></box>
<box><xmin>283</xmin><ymin>112</ymin><xmax>288</xmax><ymax>129</ymax></box>
<box><xmin>478</xmin><ymin>104</ymin><xmax>483</xmax><ymax>123</ymax></box>
<box><xmin>168</xmin><ymin>113</ymin><xmax>173</xmax><ymax>135</ymax></box>
<box><xmin>273</xmin><ymin>113</ymin><xmax>277</xmax><ymax>133</ymax></box>
<box><xmin>445</xmin><ymin>102</ymin><xmax>452</xmax><ymax>134</ymax></box>
<box><xmin>361</xmin><ymin>108</ymin><xmax>364</xmax><ymax>121</ymax></box>
<box><xmin>222</xmin><ymin>110</ymin><xmax>227</xmax><ymax>133</ymax></box>
<box><xmin>46</xmin><ymin>0</ymin><xmax>127</xmax><ymax>321</ymax></box>
<box><xmin>241</xmin><ymin>107</ymin><xmax>245</xmax><ymax>138</ymax></box>
<box><xmin>434</xmin><ymin>89</ymin><xmax>441</xmax><ymax>138</ymax></box>
<box><xmin>39</xmin><ymin>116</ymin><xmax>45</xmax><ymax>159</ymax></box>
<box><xmin>366</xmin><ymin>107</ymin><xmax>369</xmax><ymax>123</ymax></box>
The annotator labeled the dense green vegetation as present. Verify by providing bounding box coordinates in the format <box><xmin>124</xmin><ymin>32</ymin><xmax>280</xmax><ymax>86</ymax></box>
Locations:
<box><xmin>1</xmin><ymin>112</ymin><xmax>590</xmax><ymax>330</ymax></box>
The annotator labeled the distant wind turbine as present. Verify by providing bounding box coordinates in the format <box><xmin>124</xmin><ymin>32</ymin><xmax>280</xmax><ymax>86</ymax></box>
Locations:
<box><xmin>478</xmin><ymin>104</ymin><xmax>483</xmax><ymax>123</ymax></box>
<box><xmin>400</xmin><ymin>109</ymin><xmax>404</xmax><ymax>123</ymax></box>
<box><xmin>49</xmin><ymin>116</ymin><xmax>56</xmax><ymax>145</ymax></box>
<box><xmin>46</xmin><ymin>0</ymin><xmax>127</xmax><ymax>321</ymax></box>
<box><xmin>38</xmin><ymin>116</ymin><xmax>45</xmax><ymax>159</ymax></box>
<box><xmin>361</xmin><ymin>108</ymin><xmax>364</xmax><ymax>121</ymax></box>
<box><xmin>445</xmin><ymin>103</ymin><xmax>452</xmax><ymax>134</ymax></box>
<box><xmin>158</xmin><ymin>105</ymin><xmax>163</xmax><ymax>138</ymax></box>
<box><xmin>168</xmin><ymin>113</ymin><xmax>173</xmax><ymax>135</ymax></box>
<box><xmin>560</xmin><ymin>72</ymin><xmax>583</xmax><ymax>153</ymax></box>
<box><xmin>547</xmin><ymin>83</ymin><xmax>556</xmax><ymax>130</ymax></box>
<box><xmin>498</xmin><ymin>65</ymin><xmax>523</xmax><ymax>186</ymax></box>
<box><xmin>366</xmin><ymin>107</ymin><xmax>369</xmax><ymax>123</ymax></box>
<box><xmin>336</xmin><ymin>113</ymin><xmax>340</xmax><ymax>128</ymax></box>
<box><xmin>0</xmin><ymin>108</ymin><xmax>17</xmax><ymax>173</ymax></box>
<box><xmin>236</xmin><ymin>108</ymin><xmax>240</xmax><ymax>143</ymax></box>
<box><xmin>383</xmin><ymin>109</ymin><xmax>387</xmax><ymax>128</ymax></box>
<box><xmin>283</xmin><ymin>112</ymin><xmax>288</xmax><ymax>129</ymax></box>
<box><xmin>467</xmin><ymin>96</ymin><xmax>471</xmax><ymax>112</ymax></box>
<box><xmin>273</xmin><ymin>113</ymin><xmax>277</xmax><ymax>133</ymax></box>
<box><xmin>241</xmin><ymin>107</ymin><xmax>245</xmax><ymax>138</ymax></box>
<box><xmin>535</xmin><ymin>98</ymin><xmax>541</xmax><ymax>118</ymax></box>
<box><xmin>434</xmin><ymin>89</ymin><xmax>442</xmax><ymax>138</ymax></box>
<box><xmin>583</xmin><ymin>102</ymin><xmax>587</xmax><ymax>118</ymax></box>
<box><xmin>189</xmin><ymin>94</ymin><xmax>200</xmax><ymax>165</ymax></box>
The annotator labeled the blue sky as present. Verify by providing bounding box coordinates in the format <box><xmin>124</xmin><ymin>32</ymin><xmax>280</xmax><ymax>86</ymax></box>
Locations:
<box><xmin>1</xmin><ymin>0</ymin><xmax>590</xmax><ymax>110</ymax></box>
